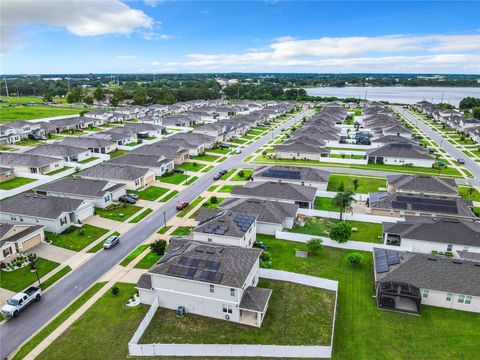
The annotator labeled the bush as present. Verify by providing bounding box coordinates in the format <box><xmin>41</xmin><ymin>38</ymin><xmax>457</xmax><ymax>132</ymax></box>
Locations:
<box><xmin>150</xmin><ymin>239</ymin><xmax>167</xmax><ymax>257</ymax></box>
<box><xmin>329</xmin><ymin>222</ymin><xmax>352</xmax><ymax>243</ymax></box>
<box><xmin>63</xmin><ymin>227</ymin><xmax>76</xmax><ymax>235</ymax></box>
<box><xmin>111</xmin><ymin>286</ymin><xmax>120</xmax><ymax>296</ymax></box>
<box><xmin>445</xmin><ymin>251</ymin><xmax>454</xmax><ymax>257</ymax></box>
<box><xmin>238</xmin><ymin>170</ymin><xmax>245</xmax><ymax>178</ymax></box>
<box><xmin>260</xmin><ymin>250</ymin><xmax>272</xmax><ymax>268</ymax></box>
<box><xmin>347</xmin><ymin>252</ymin><xmax>363</xmax><ymax>265</ymax></box>
<box><xmin>431</xmin><ymin>250</ymin><xmax>439</xmax><ymax>255</ymax></box>
<box><xmin>307</xmin><ymin>238</ymin><xmax>323</xmax><ymax>256</ymax></box>
<box><xmin>210</xmin><ymin>196</ymin><xmax>218</xmax><ymax>204</ymax></box>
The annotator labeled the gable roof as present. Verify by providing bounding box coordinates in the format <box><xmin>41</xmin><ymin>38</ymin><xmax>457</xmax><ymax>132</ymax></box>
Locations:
<box><xmin>35</xmin><ymin>178</ymin><xmax>125</xmax><ymax>197</ymax></box>
<box><xmin>25</xmin><ymin>144</ymin><xmax>89</xmax><ymax>158</ymax></box>
<box><xmin>386</xmin><ymin>175</ymin><xmax>457</xmax><ymax>196</ymax></box>
<box><xmin>0</xmin><ymin>152</ymin><xmax>61</xmax><ymax>168</ymax></box>
<box><xmin>194</xmin><ymin>210</ymin><xmax>257</xmax><ymax>238</ymax></box>
<box><xmin>367</xmin><ymin>143</ymin><xmax>433</xmax><ymax>160</ymax></box>
<box><xmin>77</xmin><ymin>163</ymin><xmax>151</xmax><ymax>181</ymax></box>
<box><xmin>254</xmin><ymin>165</ymin><xmax>329</xmax><ymax>183</ymax></box>
<box><xmin>231</xmin><ymin>181</ymin><xmax>317</xmax><ymax>203</ymax></box>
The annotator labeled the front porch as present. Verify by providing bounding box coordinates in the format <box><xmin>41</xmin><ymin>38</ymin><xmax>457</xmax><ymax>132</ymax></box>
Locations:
<box><xmin>238</xmin><ymin>286</ymin><xmax>272</xmax><ymax>327</ymax></box>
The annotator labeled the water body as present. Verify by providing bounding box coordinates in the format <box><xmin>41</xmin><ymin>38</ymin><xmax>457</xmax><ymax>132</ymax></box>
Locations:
<box><xmin>305</xmin><ymin>86</ymin><xmax>480</xmax><ymax>106</ymax></box>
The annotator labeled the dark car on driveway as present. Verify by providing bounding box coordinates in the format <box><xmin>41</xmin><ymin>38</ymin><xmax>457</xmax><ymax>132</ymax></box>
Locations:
<box><xmin>119</xmin><ymin>195</ymin><xmax>136</xmax><ymax>204</ymax></box>
<box><xmin>173</xmin><ymin>168</ymin><xmax>185</xmax><ymax>174</ymax></box>
<box><xmin>176</xmin><ymin>201</ymin><xmax>189</xmax><ymax>211</ymax></box>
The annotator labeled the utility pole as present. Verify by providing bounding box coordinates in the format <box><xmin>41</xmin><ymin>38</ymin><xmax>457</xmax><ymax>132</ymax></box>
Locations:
<box><xmin>163</xmin><ymin>211</ymin><xmax>167</xmax><ymax>229</ymax></box>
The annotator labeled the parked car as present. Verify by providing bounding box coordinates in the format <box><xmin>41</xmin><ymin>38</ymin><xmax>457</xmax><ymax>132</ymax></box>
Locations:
<box><xmin>213</xmin><ymin>170</ymin><xmax>228</xmax><ymax>180</ymax></box>
<box><xmin>436</xmin><ymin>161</ymin><xmax>446</xmax><ymax>167</ymax></box>
<box><xmin>173</xmin><ymin>168</ymin><xmax>185</xmax><ymax>174</ymax></box>
<box><xmin>119</xmin><ymin>195</ymin><xmax>136</xmax><ymax>204</ymax></box>
<box><xmin>176</xmin><ymin>201</ymin><xmax>189</xmax><ymax>210</ymax></box>
<box><xmin>235</xmin><ymin>149</ymin><xmax>242</xmax><ymax>154</ymax></box>
<box><xmin>457</xmin><ymin>158</ymin><xmax>465</xmax><ymax>164</ymax></box>
<box><xmin>218</xmin><ymin>144</ymin><xmax>230</xmax><ymax>149</ymax></box>
<box><xmin>126</xmin><ymin>193</ymin><xmax>139</xmax><ymax>201</ymax></box>
<box><xmin>28</xmin><ymin>133</ymin><xmax>47</xmax><ymax>141</ymax></box>
<box><xmin>103</xmin><ymin>235</ymin><xmax>120</xmax><ymax>249</ymax></box>
<box><xmin>1</xmin><ymin>287</ymin><xmax>41</xmax><ymax>318</ymax></box>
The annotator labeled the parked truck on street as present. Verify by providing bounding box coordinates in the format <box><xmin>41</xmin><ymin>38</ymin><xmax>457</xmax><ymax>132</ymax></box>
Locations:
<box><xmin>1</xmin><ymin>287</ymin><xmax>42</xmax><ymax>318</ymax></box>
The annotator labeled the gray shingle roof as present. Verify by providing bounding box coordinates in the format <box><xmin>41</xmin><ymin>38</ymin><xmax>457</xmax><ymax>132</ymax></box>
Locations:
<box><xmin>107</xmin><ymin>154</ymin><xmax>170</xmax><ymax>168</ymax></box>
<box><xmin>254</xmin><ymin>165</ymin><xmax>329</xmax><ymax>184</ymax></box>
<box><xmin>386</xmin><ymin>175</ymin><xmax>457</xmax><ymax>196</ymax></box>
<box><xmin>25</xmin><ymin>144</ymin><xmax>89</xmax><ymax>158</ymax></box>
<box><xmin>149</xmin><ymin>239</ymin><xmax>261</xmax><ymax>288</ymax></box>
<box><xmin>77</xmin><ymin>163</ymin><xmax>151</xmax><ymax>181</ymax></box>
<box><xmin>0</xmin><ymin>224</ymin><xmax>44</xmax><ymax>247</ymax></box>
<box><xmin>0</xmin><ymin>194</ymin><xmax>85</xmax><ymax>219</ymax></box>
<box><xmin>0</xmin><ymin>152</ymin><xmax>60</xmax><ymax>168</ymax></box>
<box><xmin>232</xmin><ymin>182</ymin><xmax>317</xmax><ymax>203</ymax></box>
<box><xmin>60</xmin><ymin>137</ymin><xmax>116</xmax><ymax>149</ymax></box>
<box><xmin>35</xmin><ymin>178</ymin><xmax>125</xmax><ymax>197</ymax></box>
<box><xmin>239</xmin><ymin>286</ymin><xmax>272</xmax><ymax>312</ymax></box>
<box><xmin>136</xmin><ymin>273</ymin><xmax>152</xmax><ymax>290</ymax></box>
<box><xmin>194</xmin><ymin>210</ymin><xmax>256</xmax><ymax>238</ymax></box>
<box><xmin>367</xmin><ymin>143</ymin><xmax>433</xmax><ymax>160</ymax></box>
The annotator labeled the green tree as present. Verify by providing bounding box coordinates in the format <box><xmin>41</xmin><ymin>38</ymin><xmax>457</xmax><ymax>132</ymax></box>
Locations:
<box><xmin>338</xmin><ymin>181</ymin><xmax>345</xmax><ymax>192</ymax></box>
<box><xmin>93</xmin><ymin>87</ymin><xmax>105</xmax><ymax>102</ymax></box>
<box><xmin>150</xmin><ymin>239</ymin><xmax>167</xmax><ymax>257</ymax></box>
<box><xmin>66</xmin><ymin>87</ymin><xmax>83</xmax><ymax>103</ymax></box>
<box><xmin>459</xmin><ymin>97</ymin><xmax>480</xmax><ymax>110</ymax></box>
<box><xmin>307</xmin><ymin>238</ymin><xmax>323</xmax><ymax>255</ymax></box>
<box><xmin>331</xmin><ymin>191</ymin><xmax>355</xmax><ymax>221</ymax></box>
<box><xmin>133</xmin><ymin>89</ymin><xmax>148</xmax><ymax>105</ymax></box>
<box><xmin>111</xmin><ymin>286</ymin><xmax>120</xmax><ymax>296</ymax></box>
<box><xmin>66</xmin><ymin>92</ymin><xmax>76</xmax><ymax>104</ymax></box>
<box><xmin>347</xmin><ymin>252</ymin><xmax>363</xmax><ymax>265</ymax></box>
<box><xmin>43</xmin><ymin>92</ymin><xmax>53</xmax><ymax>102</ymax></box>
<box><xmin>472</xmin><ymin>107</ymin><xmax>480</xmax><ymax>120</ymax></box>
<box><xmin>210</xmin><ymin>196</ymin><xmax>218</xmax><ymax>204</ymax></box>
<box><xmin>83</xmin><ymin>95</ymin><xmax>93</xmax><ymax>105</ymax></box>
<box><xmin>329</xmin><ymin>222</ymin><xmax>352</xmax><ymax>243</ymax></box>
<box><xmin>238</xmin><ymin>170</ymin><xmax>245</xmax><ymax>178</ymax></box>
<box><xmin>352</xmin><ymin>178</ymin><xmax>359</xmax><ymax>192</ymax></box>
<box><xmin>109</xmin><ymin>89</ymin><xmax>124</xmax><ymax>107</ymax></box>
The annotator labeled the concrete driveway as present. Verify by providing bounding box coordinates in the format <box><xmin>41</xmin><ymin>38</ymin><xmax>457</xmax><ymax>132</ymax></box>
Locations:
<box><xmin>33</xmin><ymin>243</ymin><xmax>76</xmax><ymax>264</ymax></box>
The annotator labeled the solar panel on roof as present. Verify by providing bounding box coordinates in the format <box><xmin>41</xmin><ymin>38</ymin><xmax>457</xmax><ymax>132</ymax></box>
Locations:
<box><xmin>392</xmin><ymin>200</ymin><xmax>408</xmax><ymax>209</ymax></box>
<box><xmin>214</xmin><ymin>228</ymin><xmax>226</xmax><ymax>235</ymax></box>
<box><xmin>386</xmin><ymin>251</ymin><xmax>400</xmax><ymax>265</ymax></box>
<box><xmin>204</xmin><ymin>260</ymin><xmax>220</xmax><ymax>271</ymax></box>
<box><xmin>375</xmin><ymin>250</ymin><xmax>389</xmax><ymax>273</ymax></box>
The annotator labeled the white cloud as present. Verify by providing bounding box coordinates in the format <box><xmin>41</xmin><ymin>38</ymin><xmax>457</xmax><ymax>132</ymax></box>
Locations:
<box><xmin>1</xmin><ymin>0</ymin><xmax>153</xmax><ymax>54</ymax></box>
<box><xmin>117</xmin><ymin>55</ymin><xmax>136</xmax><ymax>60</ymax></box>
<box><xmin>144</xmin><ymin>0</ymin><xmax>166</xmax><ymax>7</ymax></box>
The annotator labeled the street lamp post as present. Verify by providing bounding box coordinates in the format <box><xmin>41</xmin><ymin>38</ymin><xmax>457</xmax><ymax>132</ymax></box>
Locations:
<box><xmin>163</xmin><ymin>211</ymin><xmax>167</xmax><ymax>229</ymax></box>
<box><xmin>29</xmin><ymin>256</ymin><xmax>42</xmax><ymax>288</ymax></box>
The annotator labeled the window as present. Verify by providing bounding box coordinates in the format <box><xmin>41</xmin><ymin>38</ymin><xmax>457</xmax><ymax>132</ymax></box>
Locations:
<box><xmin>463</xmin><ymin>246</ymin><xmax>469</xmax><ymax>252</ymax></box>
<box><xmin>222</xmin><ymin>304</ymin><xmax>232</xmax><ymax>314</ymax></box>
<box><xmin>422</xmin><ymin>289</ymin><xmax>429</xmax><ymax>298</ymax></box>
<box><xmin>10</xmin><ymin>215</ymin><xmax>17</xmax><ymax>221</ymax></box>
<box><xmin>209</xmin><ymin>285</ymin><xmax>214</xmax><ymax>293</ymax></box>
<box><xmin>446</xmin><ymin>293</ymin><xmax>453</xmax><ymax>302</ymax></box>
<box><xmin>447</xmin><ymin>244</ymin><xmax>453</xmax><ymax>252</ymax></box>
<box><xmin>230</xmin><ymin>288</ymin><xmax>235</xmax><ymax>297</ymax></box>
<box><xmin>458</xmin><ymin>295</ymin><xmax>472</xmax><ymax>304</ymax></box>
<box><xmin>208</xmin><ymin>237</ymin><xmax>213</xmax><ymax>243</ymax></box>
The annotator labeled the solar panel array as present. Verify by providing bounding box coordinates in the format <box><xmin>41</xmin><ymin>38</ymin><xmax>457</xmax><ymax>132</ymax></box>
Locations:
<box><xmin>166</xmin><ymin>256</ymin><xmax>224</xmax><ymax>284</ymax></box>
<box><xmin>394</xmin><ymin>195</ymin><xmax>458</xmax><ymax>214</ymax></box>
<box><xmin>390</xmin><ymin>143</ymin><xmax>412</xmax><ymax>149</ymax></box>
<box><xmin>261</xmin><ymin>168</ymin><xmax>301</xmax><ymax>180</ymax></box>
<box><xmin>375</xmin><ymin>250</ymin><xmax>400</xmax><ymax>273</ymax></box>
<box><xmin>203</xmin><ymin>223</ymin><xmax>229</xmax><ymax>235</ymax></box>
<box><xmin>391</xmin><ymin>200</ymin><xmax>408</xmax><ymax>210</ymax></box>
<box><xmin>233</xmin><ymin>214</ymin><xmax>256</xmax><ymax>232</ymax></box>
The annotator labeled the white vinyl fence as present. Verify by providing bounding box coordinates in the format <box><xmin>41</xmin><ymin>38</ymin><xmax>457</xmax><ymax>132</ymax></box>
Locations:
<box><xmin>297</xmin><ymin>208</ymin><xmax>401</xmax><ymax>223</ymax></box>
<box><xmin>129</xmin><ymin>269</ymin><xmax>339</xmax><ymax>358</ymax></box>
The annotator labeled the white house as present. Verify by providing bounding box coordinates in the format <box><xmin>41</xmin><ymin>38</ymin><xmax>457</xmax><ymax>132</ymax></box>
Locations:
<box><xmin>366</xmin><ymin>143</ymin><xmax>435</xmax><ymax>168</ymax></box>
<box><xmin>254</xmin><ymin>165</ymin><xmax>330</xmax><ymax>191</ymax></box>
<box><xmin>137</xmin><ymin>239</ymin><xmax>272</xmax><ymax>327</ymax></box>
<box><xmin>0</xmin><ymin>223</ymin><xmax>45</xmax><ymax>263</ymax></box>
<box><xmin>0</xmin><ymin>152</ymin><xmax>65</xmax><ymax>175</ymax></box>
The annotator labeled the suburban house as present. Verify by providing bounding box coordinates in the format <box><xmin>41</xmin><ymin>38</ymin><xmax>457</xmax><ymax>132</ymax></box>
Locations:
<box><xmin>192</xmin><ymin>123</ymin><xmax>229</xmax><ymax>142</ymax></box>
<box><xmin>220</xmin><ymin>197</ymin><xmax>299</xmax><ymax>235</ymax></box>
<box><xmin>366</xmin><ymin>143</ymin><xmax>435</xmax><ymax>167</ymax></box>
<box><xmin>91</xmin><ymin>128</ymin><xmax>137</xmax><ymax>146</ymax></box>
<box><xmin>382</xmin><ymin>217</ymin><xmax>480</xmax><ymax>255</ymax></box>
<box><xmin>132</xmin><ymin>144</ymin><xmax>189</xmax><ymax>164</ymax></box>
<box><xmin>373</xmin><ymin>248</ymin><xmax>480</xmax><ymax>314</ymax></box>
<box><xmin>25</xmin><ymin>144</ymin><xmax>93</xmax><ymax>163</ymax></box>
<box><xmin>77</xmin><ymin>163</ymin><xmax>155</xmax><ymax>190</ymax></box>
<box><xmin>275</xmin><ymin>142</ymin><xmax>329</xmax><ymax>161</ymax></box>
<box><xmin>0</xmin><ymin>120</ymin><xmax>44</xmax><ymax>145</ymax></box>
<box><xmin>34</xmin><ymin>178</ymin><xmax>126</xmax><ymax>209</ymax></box>
<box><xmin>136</xmin><ymin>239</ymin><xmax>272</xmax><ymax>327</ymax></box>
<box><xmin>0</xmin><ymin>152</ymin><xmax>65</xmax><ymax>174</ymax></box>
<box><xmin>0</xmin><ymin>223</ymin><xmax>45</xmax><ymax>263</ymax></box>
<box><xmin>107</xmin><ymin>153</ymin><xmax>174</xmax><ymax>176</ymax></box>
<box><xmin>0</xmin><ymin>167</ymin><xmax>15</xmax><ymax>183</ymax></box>
<box><xmin>386</xmin><ymin>175</ymin><xmax>458</xmax><ymax>197</ymax></box>
<box><xmin>0</xmin><ymin>193</ymin><xmax>94</xmax><ymax>233</ymax></box>
<box><xmin>162</xmin><ymin>138</ymin><xmax>205</xmax><ymax>157</ymax></box>
<box><xmin>231</xmin><ymin>181</ymin><xmax>317</xmax><ymax>209</ymax></box>
<box><xmin>253</xmin><ymin>165</ymin><xmax>329</xmax><ymax>191</ymax></box>
<box><xmin>60</xmin><ymin>137</ymin><xmax>117</xmax><ymax>154</ymax></box>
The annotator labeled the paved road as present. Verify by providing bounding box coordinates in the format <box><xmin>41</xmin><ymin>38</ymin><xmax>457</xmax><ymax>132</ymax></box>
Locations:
<box><xmin>0</xmin><ymin>109</ymin><xmax>312</xmax><ymax>359</ymax></box>
<box><xmin>394</xmin><ymin>106</ymin><xmax>480</xmax><ymax>186</ymax></box>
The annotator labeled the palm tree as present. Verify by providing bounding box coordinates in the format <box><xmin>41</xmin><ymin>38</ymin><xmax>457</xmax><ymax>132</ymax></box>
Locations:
<box><xmin>331</xmin><ymin>191</ymin><xmax>355</xmax><ymax>221</ymax></box>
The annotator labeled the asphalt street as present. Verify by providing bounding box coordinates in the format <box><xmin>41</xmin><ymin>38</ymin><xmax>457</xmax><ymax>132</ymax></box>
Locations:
<box><xmin>0</xmin><ymin>109</ymin><xmax>312</xmax><ymax>359</ymax></box>
<box><xmin>394</xmin><ymin>105</ymin><xmax>480</xmax><ymax>186</ymax></box>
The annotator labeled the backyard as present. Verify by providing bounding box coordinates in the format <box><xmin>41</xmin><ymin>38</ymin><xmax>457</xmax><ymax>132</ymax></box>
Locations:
<box><xmin>0</xmin><ymin>177</ymin><xmax>36</xmax><ymax>190</ymax></box>
<box><xmin>327</xmin><ymin>174</ymin><xmax>386</xmax><ymax>193</ymax></box>
<box><xmin>45</xmin><ymin>224</ymin><xmax>109</xmax><ymax>251</ymax></box>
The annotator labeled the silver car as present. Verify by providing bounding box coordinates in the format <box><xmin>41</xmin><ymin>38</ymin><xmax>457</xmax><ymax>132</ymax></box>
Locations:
<box><xmin>103</xmin><ymin>236</ymin><xmax>120</xmax><ymax>249</ymax></box>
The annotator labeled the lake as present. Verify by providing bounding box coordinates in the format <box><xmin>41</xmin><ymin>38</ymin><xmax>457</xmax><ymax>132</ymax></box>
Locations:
<box><xmin>305</xmin><ymin>86</ymin><xmax>480</xmax><ymax>106</ymax></box>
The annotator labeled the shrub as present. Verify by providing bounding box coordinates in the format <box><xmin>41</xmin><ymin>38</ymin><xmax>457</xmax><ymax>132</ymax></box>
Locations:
<box><xmin>347</xmin><ymin>252</ymin><xmax>363</xmax><ymax>265</ymax></box>
<box><xmin>111</xmin><ymin>286</ymin><xmax>120</xmax><ymax>296</ymax></box>
<box><xmin>307</xmin><ymin>238</ymin><xmax>323</xmax><ymax>256</ymax></box>
<box><xmin>445</xmin><ymin>251</ymin><xmax>454</xmax><ymax>257</ymax></box>
<box><xmin>260</xmin><ymin>250</ymin><xmax>272</xmax><ymax>268</ymax></box>
<box><xmin>431</xmin><ymin>250</ymin><xmax>439</xmax><ymax>255</ymax></box>
<box><xmin>79</xmin><ymin>228</ymin><xmax>85</xmax><ymax>236</ymax></box>
<box><xmin>150</xmin><ymin>239</ymin><xmax>167</xmax><ymax>257</ymax></box>
<box><xmin>238</xmin><ymin>170</ymin><xmax>245</xmax><ymax>178</ymax></box>
<box><xmin>210</xmin><ymin>196</ymin><xmax>218</xmax><ymax>204</ymax></box>
<box><xmin>329</xmin><ymin>222</ymin><xmax>352</xmax><ymax>243</ymax></box>
<box><xmin>63</xmin><ymin>227</ymin><xmax>75</xmax><ymax>235</ymax></box>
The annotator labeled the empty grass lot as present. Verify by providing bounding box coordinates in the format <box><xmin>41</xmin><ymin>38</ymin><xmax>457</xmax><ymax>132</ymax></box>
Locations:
<box><xmin>134</xmin><ymin>251</ymin><xmax>162</xmax><ymax>269</ymax></box>
<box><xmin>120</xmin><ymin>244</ymin><xmax>149</xmax><ymax>267</ymax></box>
<box><xmin>129</xmin><ymin>208</ymin><xmax>153</xmax><ymax>223</ymax></box>
<box><xmin>177</xmin><ymin>162</ymin><xmax>205</xmax><ymax>172</ymax></box>
<box><xmin>45</xmin><ymin>225</ymin><xmax>109</xmax><ymax>251</ymax></box>
<box><xmin>327</xmin><ymin>174</ymin><xmax>386</xmax><ymax>193</ymax></box>
<box><xmin>140</xmin><ymin>279</ymin><xmax>335</xmax><ymax>346</ymax></box>
<box><xmin>0</xmin><ymin>257</ymin><xmax>59</xmax><ymax>292</ymax></box>
<box><xmin>171</xmin><ymin>226</ymin><xmax>193</xmax><ymax>236</ymax></box>
<box><xmin>0</xmin><ymin>177</ymin><xmax>36</xmax><ymax>190</ymax></box>
<box><xmin>128</xmin><ymin>186</ymin><xmax>169</xmax><ymax>201</ymax></box>
<box><xmin>290</xmin><ymin>217</ymin><xmax>383</xmax><ymax>243</ymax></box>
<box><xmin>218</xmin><ymin>184</ymin><xmax>243</xmax><ymax>193</ymax></box>
<box><xmin>158</xmin><ymin>190</ymin><xmax>178</xmax><ymax>202</ymax></box>
<box><xmin>0</xmin><ymin>106</ymin><xmax>81</xmax><ymax>124</ymax></box>
<box><xmin>156</xmin><ymin>173</ymin><xmax>189</xmax><ymax>184</ymax></box>
<box><xmin>191</xmin><ymin>154</ymin><xmax>219</xmax><ymax>162</ymax></box>
<box><xmin>256</xmin><ymin>236</ymin><xmax>480</xmax><ymax>360</ymax></box>
<box><xmin>95</xmin><ymin>203</ymin><xmax>142</xmax><ymax>222</ymax></box>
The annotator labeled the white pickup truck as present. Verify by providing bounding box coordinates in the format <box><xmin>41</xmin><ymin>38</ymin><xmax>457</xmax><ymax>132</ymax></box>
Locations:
<box><xmin>1</xmin><ymin>286</ymin><xmax>41</xmax><ymax>318</ymax></box>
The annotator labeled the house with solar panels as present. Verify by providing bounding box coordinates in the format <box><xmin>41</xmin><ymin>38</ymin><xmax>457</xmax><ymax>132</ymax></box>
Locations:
<box><xmin>254</xmin><ymin>165</ymin><xmax>329</xmax><ymax>191</ymax></box>
<box><xmin>136</xmin><ymin>239</ymin><xmax>272</xmax><ymax>327</ymax></box>
<box><xmin>373</xmin><ymin>248</ymin><xmax>480</xmax><ymax>314</ymax></box>
<box><xmin>366</xmin><ymin>143</ymin><xmax>435</xmax><ymax>168</ymax></box>
<box><xmin>192</xmin><ymin>210</ymin><xmax>257</xmax><ymax>247</ymax></box>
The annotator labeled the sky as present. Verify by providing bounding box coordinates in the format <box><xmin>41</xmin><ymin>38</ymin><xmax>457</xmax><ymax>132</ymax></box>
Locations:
<box><xmin>1</xmin><ymin>0</ymin><xmax>479</xmax><ymax>74</ymax></box>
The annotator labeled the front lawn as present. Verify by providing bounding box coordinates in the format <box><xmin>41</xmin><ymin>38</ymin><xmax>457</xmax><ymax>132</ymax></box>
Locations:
<box><xmin>218</xmin><ymin>184</ymin><xmax>243</xmax><ymax>193</ymax></box>
<box><xmin>327</xmin><ymin>174</ymin><xmax>386</xmax><ymax>193</ymax></box>
<box><xmin>128</xmin><ymin>186</ymin><xmax>169</xmax><ymax>201</ymax></box>
<box><xmin>177</xmin><ymin>162</ymin><xmax>206</xmax><ymax>172</ymax></box>
<box><xmin>156</xmin><ymin>173</ymin><xmax>189</xmax><ymax>184</ymax></box>
<box><xmin>0</xmin><ymin>177</ymin><xmax>36</xmax><ymax>190</ymax></box>
<box><xmin>45</xmin><ymin>224</ymin><xmax>109</xmax><ymax>251</ymax></box>
<box><xmin>171</xmin><ymin>226</ymin><xmax>193</xmax><ymax>236</ymax></box>
<box><xmin>457</xmin><ymin>186</ymin><xmax>480</xmax><ymax>202</ymax></box>
<box><xmin>258</xmin><ymin>236</ymin><xmax>480</xmax><ymax>360</ymax></box>
<box><xmin>208</xmin><ymin>147</ymin><xmax>230</xmax><ymax>154</ymax></box>
<box><xmin>290</xmin><ymin>217</ymin><xmax>383</xmax><ymax>243</ymax></box>
<box><xmin>46</xmin><ymin>166</ymin><xmax>72</xmax><ymax>176</ymax></box>
<box><xmin>159</xmin><ymin>190</ymin><xmax>178</xmax><ymax>202</ymax></box>
<box><xmin>77</xmin><ymin>157</ymin><xmax>99</xmax><ymax>164</ymax></box>
<box><xmin>0</xmin><ymin>257</ymin><xmax>59</xmax><ymax>292</ymax></box>
<box><xmin>231</xmin><ymin>168</ymin><xmax>253</xmax><ymax>181</ymax></box>
<box><xmin>191</xmin><ymin>154</ymin><xmax>219</xmax><ymax>162</ymax></box>
<box><xmin>120</xmin><ymin>244</ymin><xmax>149</xmax><ymax>267</ymax></box>
<box><xmin>95</xmin><ymin>203</ymin><xmax>143</xmax><ymax>222</ymax></box>
<box><xmin>134</xmin><ymin>251</ymin><xmax>162</xmax><ymax>269</ymax></box>
<box><xmin>315</xmin><ymin>197</ymin><xmax>339</xmax><ymax>211</ymax></box>
<box><xmin>129</xmin><ymin>208</ymin><xmax>153</xmax><ymax>223</ymax></box>
<box><xmin>140</xmin><ymin>279</ymin><xmax>335</xmax><ymax>346</ymax></box>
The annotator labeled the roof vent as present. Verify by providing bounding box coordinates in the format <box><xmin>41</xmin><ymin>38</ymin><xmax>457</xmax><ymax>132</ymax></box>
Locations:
<box><xmin>474</xmin><ymin>263</ymin><xmax>480</xmax><ymax>267</ymax></box>
<box><xmin>452</xmin><ymin>260</ymin><xmax>463</xmax><ymax>265</ymax></box>
<box><xmin>427</xmin><ymin>257</ymin><xmax>437</xmax><ymax>261</ymax></box>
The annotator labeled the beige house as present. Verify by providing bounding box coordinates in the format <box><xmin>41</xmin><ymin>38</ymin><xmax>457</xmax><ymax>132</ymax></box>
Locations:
<box><xmin>0</xmin><ymin>223</ymin><xmax>45</xmax><ymax>263</ymax></box>
<box><xmin>0</xmin><ymin>167</ymin><xmax>15</xmax><ymax>184</ymax></box>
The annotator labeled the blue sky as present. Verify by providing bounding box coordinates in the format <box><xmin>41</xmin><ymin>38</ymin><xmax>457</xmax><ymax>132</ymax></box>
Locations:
<box><xmin>1</xmin><ymin>0</ymin><xmax>479</xmax><ymax>74</ymax></box>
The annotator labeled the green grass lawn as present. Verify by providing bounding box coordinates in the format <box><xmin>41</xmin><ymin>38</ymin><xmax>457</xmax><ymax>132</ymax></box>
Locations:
<box><xmin>87</xmin><ymin>232</ymin><xmax>120</xmax><ymax>253</ymax></box>
<box><xmin>140</xmin><ymin>279</ymin><xmax>334</xmax><ymax>346</ymax></box>
<box><xmin>191</xmin><ymin>154</ymin><xmax>219</xmax><ymax>162</ymax></box>
<box><xmin>315</xmin><ymin>197</ymin><xmax>340</xmax><ymax>211</ymax></box>
<box><xmin>156</xmin><ymin>172</ymin><xmax>189</xmax><ymax>184</ymax></box>
<box><xmin>207</xmin><ymin>147</ymin><xmax>230</xmax><ymax>154</ymax></box>
<box><xmin>220</xmin><ymin>169</ymin><xmax>236</xmax><ymax>180</ymax></box>
<box><xmin>0</xmin><ymin>258</ymin><xmax>59</xmax><ymax>292</ymax></box>
<box><xmin>184</xmin><ymin>176</ymin><xmax>198</xmax><ymax>185</ymax></box>
<box><xmin>207</xmin><ymin>185</ymin><xmax>218</xmax><ymax>191</ymax></box>
<box><xmin>0</xmin><ymin>145</ymin><xmax>16</xmax><ymax>151</ymax></box>
<box><xmin>176</xmin><ymin>197</ymin><xmax>204</xmax><ymax>217</ymax></box>
<box><xmin>157</xmin><ymin>226</ymin><xmax>172</xmax><ymax>234</ymax></box>
<box><xmin>189</xmin><ymin>197</ymin><xmax>224</xmax><ymax>219</ymax></box>
<box><xmin>257</xmin><ymin>235</ymin><xmax>480</xmax><ymax>360</ymax></box>
<box><xmin>202</xmin><ymin>165</ymin><xmax>214</xmax><ymax>173</ymax></box>
<box><xmin>0</xmin><ymin>95</ymin><xmax>44</xmax><ymax>104</ymax></box>
<box><xmin>134</xmin><ymin>251</ymin><xmax>162</xmax><ymax>269</ymax></box>
<box><xmin>177</xmin><ymin>162</ymin><xmax>206</xmax><ymax>172</ymax></box>
<box><xmin>290</xmin><ymin>217</ymin><xmax>383</xmax><ymax>243</ymax></box>
<box><xmin>0</xmin><ymin>106</ymin><xmax>81</xmax><ymax>124</ymax></box>
<box><xmin>128</xmin><ymin>186</ymin><xmax>169</xmax><ymax>201</ymax></box>
<box><xmin>13</xmin><ymin>282</ymin><xmax>107</xmax><ymax>360</ymax></box>
<box><xmin>77</xmin><ymin>157</ymin><xmax>99</xmax><ymax>164</ymax></box>
<box><xmin>129</xmin><ymin>208</ymin><xmax>153</xmax><ymax>223</ymax></box>
<box><xmin>120</xmin><ymin>244</ymin><xmax>149</xmax><ymax>267</ymax></box>
<box><xmin>108</xmin><ymin>149</ymin><xmax>129</xmax><ymax>159</ymax></box>
<box><xmin>41</xmin><ymin>266</ymin><xmax>72</xmax><ymax>290</ymax></box>
<box><xmin>229</xmin><ymin>138</ymin><xmax>247</xmax><ymax>144</ymax></box>
<box><xmin>218</xmin><ymin>184</ymin><xmax>243</xmax><ymax>193</ymax></box>
<box><xmin>0</xmin><ymin>177</ymin><xmax>36</xmax><ymax>190</ymax></box>
<box><xmin>171</xmin><ymin>226</ymin><xmax>193</xmax><ymax>236</ymax></box>
<box><xmin>158</xmin><ymin>190</ymin><xmax>179</xmax><ymax>202</ymax></box>
<box><xmin>16</xmin><ymin>138</ymin><xmax>44</xmax><ymax>146</ymax></box>
<box><xmin>473</xmin><ymin>207</ymin><xmax>480</xmax><ymax>217</ymax></box>
<box><xmin>95</xmin><ymin>203</ymin><xmax>143</xmax><ymax>222</ymax></box>
<box><xmin>327</xmin><ymin>174</ymin><xmax>386</xmax><ymax>193</ymax></box>
<box><xmin>47</xmin><ymin>166</ymin><xmax>72</xmax><ymax>176</ymax></box>
<box><xmin>457</xmin><ymin>186</ymin><xmax>480</xmax><ymax>202</ymax></box>
<box><xmin>45</xmin><ymin>224</ymin><xmax>109</xmax><ymax>251</ymax></box>
<box><xmin>231</xmin><ymin>168</ymin><xmax>253</xmax><ymax>181</ymax></box>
